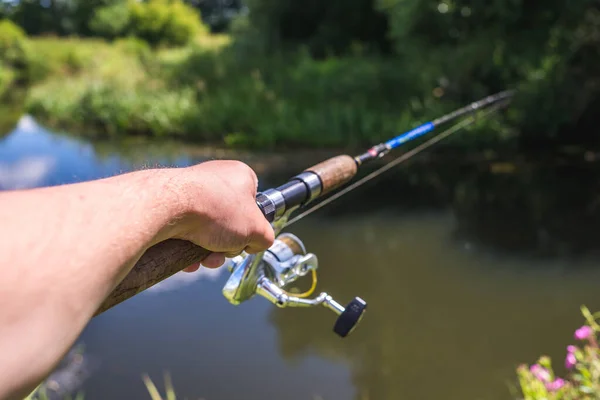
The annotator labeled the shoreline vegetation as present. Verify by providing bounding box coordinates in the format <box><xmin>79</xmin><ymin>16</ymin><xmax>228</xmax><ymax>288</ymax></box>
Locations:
<box><xmin>7</xmin><ymin>32</ymin><xmax>509</xmax><ymax>151</ymax></box>
<box><xmin>0</xmin><ymin>0</ymin><xmax>598</xmax><ymax>152</ymax></box>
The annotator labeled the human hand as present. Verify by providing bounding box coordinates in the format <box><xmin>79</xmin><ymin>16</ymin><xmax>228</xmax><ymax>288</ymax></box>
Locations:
<box><xmin>161</xmin><ymin>160</ymin><xmax>275</xmax><ymax>271</ymax></box>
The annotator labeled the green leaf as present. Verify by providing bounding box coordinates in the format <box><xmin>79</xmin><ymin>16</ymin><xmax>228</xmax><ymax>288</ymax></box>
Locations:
<box><xmin>581</xmin><ymin>305</ymin><xmax>600</xmax><ymax>330</ymax></box>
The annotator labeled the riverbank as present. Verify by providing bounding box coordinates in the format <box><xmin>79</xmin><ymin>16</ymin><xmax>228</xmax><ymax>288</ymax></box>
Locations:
<box><xmin>2</xmin><ymin>29</ymin><xmax>514</xmax><ymax>150</ymax></box>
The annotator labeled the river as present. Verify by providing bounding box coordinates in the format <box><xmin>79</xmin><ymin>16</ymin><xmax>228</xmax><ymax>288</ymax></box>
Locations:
<box><xmin>3</xmin><ymin>115</ymin><xmax>600</xmax><ymax>400</ymax></box>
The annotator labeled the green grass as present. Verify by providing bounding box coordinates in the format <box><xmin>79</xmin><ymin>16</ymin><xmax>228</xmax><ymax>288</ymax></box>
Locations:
<box><xmin>143</xmin><ymin>373</ymin><xmax>177</xmax><ymax>400</ymax></box>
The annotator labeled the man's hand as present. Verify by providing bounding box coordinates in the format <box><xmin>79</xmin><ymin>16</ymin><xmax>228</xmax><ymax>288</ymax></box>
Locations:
<box><xmin>0</xmin><ymin>159</ymin><xmax>274</xmax><ymax>400</ymax></box>
<box><xmin>161</xmin><ymin>160</ymin><xmax>275</xmax><ymax>271</ymax></box>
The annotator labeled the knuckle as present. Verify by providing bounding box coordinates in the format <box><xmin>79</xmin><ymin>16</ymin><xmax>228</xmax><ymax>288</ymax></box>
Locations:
<box><xmin>225</xmin><ymin>161</ymin><xmax>258</xmax><ymax>192</ymax></box>
<box><xmin>229</xmin><ymin>159</ymin><xmax>251</xmax><ymax>172</ymax></box>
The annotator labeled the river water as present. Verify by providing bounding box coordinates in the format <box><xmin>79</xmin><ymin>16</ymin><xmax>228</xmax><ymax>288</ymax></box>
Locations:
<box><xmin>3</xmin><ymin>116</ymin><xmax>600</xmax><ymax>400</ymax></box>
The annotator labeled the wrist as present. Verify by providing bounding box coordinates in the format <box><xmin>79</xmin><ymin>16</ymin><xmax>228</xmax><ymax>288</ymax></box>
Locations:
<box><xmin>146</xmin><ymin>166</ymin><xmax>206</xmax><ymax>245</ymax></box>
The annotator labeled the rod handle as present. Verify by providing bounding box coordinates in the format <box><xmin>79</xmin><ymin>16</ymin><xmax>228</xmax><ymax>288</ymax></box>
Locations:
<box><xmin>97</xmin><ymin>154</ymin><xmax>357</xmax><ymax>315</ymax></box>
<box><xmin>95</xmin><ymin>239</ymin><xmax>211</xmax><ymax>315</ymax></box>
<box><xmin>305</xmin><ymin>155</ymin><xmax>357</xmax><ymax>195</ymax></box>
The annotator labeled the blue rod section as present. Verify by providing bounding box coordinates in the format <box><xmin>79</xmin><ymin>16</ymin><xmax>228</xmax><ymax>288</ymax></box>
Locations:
<box><xmin>384</xmin><ymin>122</ymin><xmax>435</xmax><ymax>149</ymax></box>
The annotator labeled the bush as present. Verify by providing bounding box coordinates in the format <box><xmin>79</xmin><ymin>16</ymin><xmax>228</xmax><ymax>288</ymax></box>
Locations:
<box><xmin>89</xmin><ymin>2</ymin><xmax>131</xmax><ymax>39</ymax></box>
<box><xmin>0</xmin><ymin>19</ymin><xmax>29</xmax><ymax>95</ymax></box>
<box><xmin>25</xmin><ymin>38</ymin><xmax>104</xmax><ymax>83</ymax></box>
<box><xmin>114</xmin><ymin>36</ymin><xmax>153</xmax><ymax>67</ymax></box>
<box><xmin>165</xmin><ymin>45</ymin><xmax>479</xmax><ymax>148</ymax></box>
<box><xmin>22</xmin><ymin>36</ymin><xmax>510</xmax><ymax>149</ymax></box>
<box><xmin>0</xmin><ymin>19</ymin><xmax>28</xmax><ymax>69</ymax></box>
<box><xmin>26</xmin><ymin>77</ymin><xmax>197</xmax><ymax>139</ymax></box>
<box><xmin>516</xmin><ymin>306</ymin><xmax>600</xmax><ymax>399</ymax></box>
<box><xmin>163</xmin><ymin>0</ymin><xmax>207</xmax><ymax>46</ymax></box>
<box><xmin>129</xmin><ymin>0</ymin><xmax>207</xmax><ymax>47</ymax></box>
<box><xmin>0</xmin><ymin>62</ymin><xmax>15</xmax><ymax>97</ymax></box>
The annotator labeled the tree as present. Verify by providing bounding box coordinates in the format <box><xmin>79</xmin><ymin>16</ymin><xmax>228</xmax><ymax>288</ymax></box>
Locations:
<box><xmin>184</xmin><ymin>0</ymin><xmax>243</xmax><ymax>32</ymax></box>
<box><xmin>234</xmin><ymin>0</ymin><xmax>390</xmax><ymax>57</ymax></box>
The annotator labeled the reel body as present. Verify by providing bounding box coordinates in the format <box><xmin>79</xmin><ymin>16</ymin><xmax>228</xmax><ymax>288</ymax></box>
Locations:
<box><xmin>222</xmin><ymin>232</ymin><xmax>367</xmax><ymax>338</ymax></box>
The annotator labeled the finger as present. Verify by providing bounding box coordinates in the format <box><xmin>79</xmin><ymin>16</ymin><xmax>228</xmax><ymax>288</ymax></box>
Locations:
<box><xmin>183</xmin><ymin>263</ymin><xmax>201</xmax><ymax>273</ymax></box>
<box><xmin>201</xmin><ymin>252</ymin><xmax>226</xmax><ymax>269</ymax></box>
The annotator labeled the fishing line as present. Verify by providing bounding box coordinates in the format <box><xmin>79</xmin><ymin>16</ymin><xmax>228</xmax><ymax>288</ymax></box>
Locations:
<box><xmin>284</xmin><ymin>99</ymin><xmax>510</xmax><ymax>227</ymax></box>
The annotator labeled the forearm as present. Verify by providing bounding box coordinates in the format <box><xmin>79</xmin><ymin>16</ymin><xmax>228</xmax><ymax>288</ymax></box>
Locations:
<box><xmin>0</xmin><ymin>168</ymin><xmax>182</xmax><ymax>399</ymax></box>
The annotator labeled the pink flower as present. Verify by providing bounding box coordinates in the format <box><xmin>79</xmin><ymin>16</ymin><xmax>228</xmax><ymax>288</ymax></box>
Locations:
<box><xmin>575</xmin><ymin>325</ymin><xmax>593</xmax><ymax>340</ymax></box>
<box><xmin>565</xmin><ymin>352</ymin><xmax>577</xmax><ymax>369</ymax></box>
<box><xmin>567</xmin><ymin>345</ymin><xmax>577</xmax><ymax>353</ymax></box>
<box><xmin>530</xmin><ymin>364</ymin><xmax>551</xmax><ymax>382</ymax></box>
<box><xmin>546</xmin><ymin>378</ymin><xmax>565</xmax><ymax>392</ymax></box>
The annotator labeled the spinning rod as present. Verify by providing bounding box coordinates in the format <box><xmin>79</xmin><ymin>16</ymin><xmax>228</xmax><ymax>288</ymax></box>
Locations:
<box><xmin>285</xmin><ymin>94</ymin><xmax>513</xmax><ymax>227</ymax></box>
<box><xmin>96</xmin><ymin>90</ymin><xmax>515</xmax><ymax>337</ymax></box>
<box><xmin>256</xmin><ymin>89</ymin><xmax>515</xmax><ymax>226</ymax></box>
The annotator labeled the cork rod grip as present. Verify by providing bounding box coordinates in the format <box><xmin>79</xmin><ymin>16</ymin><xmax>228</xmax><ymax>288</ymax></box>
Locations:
<box><xmin>95</xmin><ymin>239</ymin><xmax>211</xmax><ymax>315</ymax></box>
<box><xmin>305</xmin><ymin>155</ymin><xmax>358</xmax><ymax>194</ymax></box>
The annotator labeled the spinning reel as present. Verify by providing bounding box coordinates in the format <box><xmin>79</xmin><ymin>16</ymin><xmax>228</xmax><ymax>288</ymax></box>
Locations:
<box><xmin>222</xmin><ymin>224</ymin><xmax>367</xmax><ymax>338</ymax></box>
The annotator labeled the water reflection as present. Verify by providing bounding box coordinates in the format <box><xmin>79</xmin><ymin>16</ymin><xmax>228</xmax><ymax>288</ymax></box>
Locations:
<box><xmin>271</xmin><ymin>214</ymin><xmax>600</xmax><ymax>400</ymax></box>
<box><xmin>2</xmin><ymin>116</ymin><xmax>600</xmax><ymax>399</ymax></box>
<box><xmin>452</xmin><ymin>160</ymin><xmax>600</xmax><ymax>258</ymax></box>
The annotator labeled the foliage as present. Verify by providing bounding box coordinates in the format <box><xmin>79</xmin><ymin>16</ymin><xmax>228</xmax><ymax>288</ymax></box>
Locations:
<box><xmin>0</xmin><ymin>19</ymin><xmax>27</xmax><ymax>62</ymax></box>
<box><xmin>6</xmin><ymin>0</ymin><xmax>208</xmax><ymax>47</ymax></box>
<box><xmin>26</xmin><ymin>36</ymin><xmax>497</xmax><ymax>148</ymax></box>
<box><xmin>168</xmin><ymin>47</ymin><xmax>437</xmax><ymax>148</ymax></box>
<box><xmin>8</xmin><ymin>0</ymin><xmax>76</xmax><ymax>36</ymax></box>
<box><xmin>128</xmin><ymin>0</ymin><xmax>207</xmax><ymax>47</ymax></box>
<box><xmin>377</xmin><ymin>0</ymin><xmax>600</xmax><ymax>148</ymax></box>
<box><xmin>24</xmin><ymin>37</ymin><xmax>198</xmax><ymax>139</ymax></box>
<box><xmin>24</xmin><ymin>37</ymin><xmax>104</xmax><ymax>83</ymax></box>
<box><xmin>227</xmin><ymin>0</ymin><xmax>600</xmax><ymax>149</ymax></box>
<box><xmin>183</xmin><ymin>0</ymin><xmax>244</xmax><ymax>32</ymax></box>
<box><xmin>89</xmin><ymin>0</ymin><xmax>209</xmax><ymax>46</ymax></box>
<box><xmin>3</xmin><ymin>0</ymin><xmax>234</xmax><ymax>37</ymax></box>
<box><xmin>0</xmin><ymin>19</ymin><xmax>29</xmax><ymax>96</ymax></box>
<box><xmin>516</xmin><ymin>306</ymin><xmax>600</xmax><ymax>399</ymax></box>
<box><xmin>114</xmin><ymin>36</ymin><xmax>154</xmax><ymax>67</ymax></box>
<box><xmin>5</xmin><ymin>0</ymin><xmax>600</xmax><ymax>150</ymax></box>
<box><xmin>0</xmin><ymin>63</ymin><xmax>15</xmax><ymax>98</ymax></box>
<box><xmin>235</xmin><ymin>0</ymin><xmax>390</xmax><ymax>57</ymax></box>
<box><xmin>71</xmin><ymin>0</ymin><xmax>126</xmax><ymax>36</ymax></box>
<box><xmin>89</xmin><ymin>2</ymin><xmax>132</xmax><ymax>39</ymax></box>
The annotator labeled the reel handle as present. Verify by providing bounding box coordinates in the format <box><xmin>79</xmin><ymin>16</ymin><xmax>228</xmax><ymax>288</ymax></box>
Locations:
<box><xmin>333</xmin><ymin>297</ymin><xmax>368</xmax><ymax>337</ymax></box>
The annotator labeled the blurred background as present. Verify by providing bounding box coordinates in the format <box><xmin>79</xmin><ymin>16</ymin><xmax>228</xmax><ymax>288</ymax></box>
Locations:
<box><xmin>1</xmin><ymin>0</ymin><xmax>600</xmax><ymax>399</ymax></box>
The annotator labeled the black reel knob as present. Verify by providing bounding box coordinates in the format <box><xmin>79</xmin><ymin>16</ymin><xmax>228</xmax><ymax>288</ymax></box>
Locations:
<box><xmin>333</xmin><ymin>297</ymin><xmax>367</xmax><ymax>338</ymax></box>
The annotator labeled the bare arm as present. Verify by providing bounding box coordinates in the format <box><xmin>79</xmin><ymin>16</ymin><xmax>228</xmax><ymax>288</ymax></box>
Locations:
<box><xmin>0</xmin><ymin>160</ymin><xmax>274</xmax><ymax>400</ymax></box>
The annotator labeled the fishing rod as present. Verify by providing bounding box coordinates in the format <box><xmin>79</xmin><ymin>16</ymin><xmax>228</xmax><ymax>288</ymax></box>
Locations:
<box><xmin>95</xmin><ymin>90</ymin><xmax>515</xmax><ymax>337</ymax></box>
